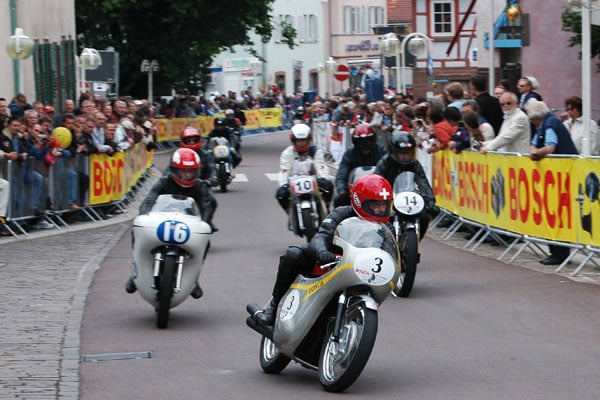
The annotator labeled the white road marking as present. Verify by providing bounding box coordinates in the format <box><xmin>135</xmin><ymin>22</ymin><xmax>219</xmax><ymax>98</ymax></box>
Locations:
<box><xmin>232</xmin><ymin>173</ymin><xmax>248</xmax><ymax>182</ymax></box>
<box><xmin>265</xmin><ymin>173</ymin><xmax>279</xmax><ymax>181</ymax></box>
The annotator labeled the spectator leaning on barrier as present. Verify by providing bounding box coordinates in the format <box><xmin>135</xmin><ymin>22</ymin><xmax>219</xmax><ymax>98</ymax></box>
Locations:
<box><xmin>479</xmin><ymin>92</ymin><xmax>530</xmax><ymax>154</ymax></box>
<box><xmin>98</xmin><ymin>120</ymin><xmax>120</xmax><ymax>155</ymax></box>
<box><xmin>527</xmin><ymin>100</ymin><xmax>578</xmax><ymax>266</ymax></box>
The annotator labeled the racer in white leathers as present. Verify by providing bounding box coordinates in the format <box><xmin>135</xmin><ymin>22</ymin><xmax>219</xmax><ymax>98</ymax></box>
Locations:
<box><xmin>275</xmin><ymin>123</ymin><xmax>334</xmax><ymax>211</ymax></box>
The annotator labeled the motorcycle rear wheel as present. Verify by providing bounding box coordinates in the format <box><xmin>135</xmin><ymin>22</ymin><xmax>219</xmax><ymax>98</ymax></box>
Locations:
<box><xmin>319</xmin><ymin>302</ymin><xmax>378</xmax><ymax>392</ymax></box>
<box><xmin>259</xmin><ymin>336</ymin><xmax>291</xmax><ymax>374</ymax></box>
<box><xmin>219</xmin><ymin>163</ymin><xmax>228</xmax><ymax>193</ymax></box>
<box><xmin>156</xmin><ymin>254</ymin><xmax>176</xmax><ymax>329</ymax></box>
<box><xmin>393</xmin><ymin>229</ymin><xmax>418</xmax><ymax>298</ymax></box>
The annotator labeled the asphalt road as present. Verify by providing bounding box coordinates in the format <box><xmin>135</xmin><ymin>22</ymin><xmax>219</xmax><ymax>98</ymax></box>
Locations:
<box><xmin>79</xmin><ymin>132</ymin><xmax>600</xmax><ymax>400</ymax></box>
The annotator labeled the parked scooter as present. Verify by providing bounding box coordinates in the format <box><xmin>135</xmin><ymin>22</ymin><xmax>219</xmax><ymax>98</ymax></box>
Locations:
<box><xmin>246</xmin><ymin>216</ymin><xmax>400</xmax><ymax>392</ymax></box>
<box><xmin>390</xmin><ymin>171</ymin><xmax>425</xmax><ymax>297</ymax></box>
<box><xmin>287</xmin><ymin>157</ymin><xmax>327</xmax><ymax>242</ymax></box>
<box><xmin>131</xmin><ymin>194</ymin><xmax>211</xmax><ymax>329</ymax></box>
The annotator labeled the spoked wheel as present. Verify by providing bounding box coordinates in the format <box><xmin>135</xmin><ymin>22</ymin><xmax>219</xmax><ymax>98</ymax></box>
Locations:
<box><xmin>393</xmin><ymin>229</ymin><xmax>418</xmax><ymax>298</ymax></box>
<box><xmin>219</xmin><ymin>163</ymin><xmax>228</xmax><ymax>192</ymax></box>
<box><xmin>319</xmin><ymin>301</ymin><xmax>378</xmax><ymax>392</ymax></box>
<box><xmin>156</xmin><ymin>254</ymin><xmax>176</xmax><ymax>329</ymax></box>
<box><xmin>259</xmin><ymin>336</ymin><xmax>291</xmax><ymax>374</ymax></box>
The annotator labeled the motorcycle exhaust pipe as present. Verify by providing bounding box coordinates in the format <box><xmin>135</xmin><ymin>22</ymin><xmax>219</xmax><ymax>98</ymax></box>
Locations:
<box><xmin>246</xmin><ymin>303</ymin><xmax>274</xmax><ymax>339</ymax></box>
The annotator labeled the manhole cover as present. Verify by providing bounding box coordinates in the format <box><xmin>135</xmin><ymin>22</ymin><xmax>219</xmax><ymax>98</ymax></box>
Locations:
<box><xmin>81</xmin><ymin>351</ymin><xmax>153</xmax><ymax>362</ymax></box>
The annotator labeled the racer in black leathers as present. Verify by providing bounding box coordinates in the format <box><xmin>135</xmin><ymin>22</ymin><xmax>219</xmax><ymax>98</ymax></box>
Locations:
<box><xmin>208</xmin><ymin>117</ymin><xmax>242</xmax><ymax>168</ymax></box>
<box><xmin>139</xmin><ymin>174</ymin><xmax>217</xmax><ymax>231</ymax></box>
<box><xmin>375</xmin><ymin>130</ymin><xmax>436</xmax><ymax>239</ymax></box>
<box><xmin>254</xmin><ymin>174</ymin><xmax>393</xmax><ymax>326</ymax></box>
<box><xmin>333</xmin><ymin>124</ymin><xmax>387</xmax><ymax>207</ymax></box>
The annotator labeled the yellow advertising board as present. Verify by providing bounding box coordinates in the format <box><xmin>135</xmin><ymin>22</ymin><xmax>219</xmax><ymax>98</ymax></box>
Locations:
<box><xmin>432</xmin><ymin>150</ymin><xmax>600</xmax><ymax>247</ymax></box>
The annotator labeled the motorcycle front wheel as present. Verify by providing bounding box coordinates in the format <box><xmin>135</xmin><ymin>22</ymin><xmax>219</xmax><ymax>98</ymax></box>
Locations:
<box><xmin>259</xmin><ymin>336</ymin><xmax>291</xmax><ymax>374</ymax></box>
<box><xmin>393</xmin><ymin>229</ymin><xmax>418</xmax><ymax>298</ymax></box>
<box><xmin>319</xmin><ymin>301</ymin><xmax>378</xmax><ymax>392</ymax></box>
<box><xmin>301</xmin><ymin>207</ymin><xmax>316</xmax><ymax>242</ymax></box>
<box><xmin>218</xmin><ymin>163</ymin><xmax>228</xmax><ymax>193</ymax></box>
<box><xmin>156</xmin><ymin>254</ymin><xmax>176</xmax><ymax>329</ymax></box>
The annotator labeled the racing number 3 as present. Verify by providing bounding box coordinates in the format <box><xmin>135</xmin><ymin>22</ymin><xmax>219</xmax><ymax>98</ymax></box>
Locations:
<box><xmin>372</xmin><ymin>257</ymin><xmax>383</xmax><ymax>274</ymax></box>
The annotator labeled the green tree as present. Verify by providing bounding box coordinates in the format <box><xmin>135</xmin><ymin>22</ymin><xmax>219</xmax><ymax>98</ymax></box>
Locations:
<box><xmin>561</xmin><ymin>8</ymin><xmax>600</xmax><ymax>71</ymax></box>
<box><xmin>76</xmin><ymin>0</ymin><xmax>293</xmax><ymax>97</ymax></box>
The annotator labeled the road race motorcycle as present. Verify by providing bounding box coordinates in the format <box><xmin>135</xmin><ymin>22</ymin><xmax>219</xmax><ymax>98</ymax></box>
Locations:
<box><xmin>131</xmin><ymin>195</ymin><xmax>211</xmax><ymax>329</ymax></box>
<box><xmin>246</xmin><ymin>217</ymin><xmax>400</xmax><ymax>392</ymax></box>
<box><xmin>210</xmin><ymin>136</ymin><xmax>234</xmax><ymax>192</ymax></box>
<box><xmin>390</xmin><ymin>171</ymin><xmax>425</xmax><ymax>298</ymax></box>
<box><xmin>287</xmin><ymin>157</ymin><xmax>327</xmax><ymax>242</ymax></box>
<box><xmin>347</xmin><ymin>166</ymin><xmax>376</xmax><ymax>192</ymax></box>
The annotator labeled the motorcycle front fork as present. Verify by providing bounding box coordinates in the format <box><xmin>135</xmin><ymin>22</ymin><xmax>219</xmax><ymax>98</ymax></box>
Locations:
<box><xmin>331</xmin><ymin>291</ymin><xmax>347</xmax><ymax>343</ymax></box>
<box><xmin>152</xmin><ymin>252</ymin><xmax>185</xmax><ymax>293</ymax></box>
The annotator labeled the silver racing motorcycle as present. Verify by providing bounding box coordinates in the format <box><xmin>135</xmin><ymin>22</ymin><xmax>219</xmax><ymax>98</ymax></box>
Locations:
<box><xmin>246</xmin><ymin>217</ymin><xmax>400</xmax><ymax>392</ymax></box>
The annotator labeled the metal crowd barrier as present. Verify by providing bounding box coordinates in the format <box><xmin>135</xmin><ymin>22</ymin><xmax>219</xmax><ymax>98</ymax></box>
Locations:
<box><xmin>1</xmin><ymin>154</ymin><xmax>157</xmax><ymax>239</ymax></box>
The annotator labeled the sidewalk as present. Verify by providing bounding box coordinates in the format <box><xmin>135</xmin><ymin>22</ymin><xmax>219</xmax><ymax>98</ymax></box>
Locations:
<box><xmin>0</xmin><ymin>168</ymin><xmax>160</xmax><ymax>400</ymax></box>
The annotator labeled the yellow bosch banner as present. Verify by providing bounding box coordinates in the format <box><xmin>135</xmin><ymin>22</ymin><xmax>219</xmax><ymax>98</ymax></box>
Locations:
<box><xmin>244</xmin><ymin>110</ymin><xmax>261</xmax><ymax>130</ymax></box>
<box><xmin>432</xmin><ymin>150</ymin><xmax>600</xmax><ymax>247</ymax></box>
<box><xmin>259</xmin><ymin>108</ymin><xmax>282</xmax><ymax>128</ymax></box>
<box><xmin>89</xmin><ymin>151</ymin><xmax>126</xmax><ymax>205</ymax></box>
<box><xmin>88</xmin><ymin>145</ymin><xmax>154</xmax><ymax>205</ymax></box>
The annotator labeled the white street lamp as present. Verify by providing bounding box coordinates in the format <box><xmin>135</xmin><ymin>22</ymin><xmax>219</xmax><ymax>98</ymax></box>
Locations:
<box><xmin>399</xmin><ymin>33</ymin><xmax>432</xmax><ymax>96</ymax></box>
<box><xmin>380</xmin><ymin>33</ymin><xmax>400</xmax><ymax>91</ymax></box>
<box><xmin>141</xmin><ymin>59</ymin><xmax>159</xmax><ymax>104</ymax></box>
<box><xmin>79</xmin><ymin>48</ymin><xmax>102</xmax><ymax>95</ymax></box>
<box><xmin>6</xmin><ymin>28</ymin><xmax>34</xmax><ymax>94</ymax></box>
<box><xmin>324</xmin><ymin>56</ymin><xmax>337</xmax><ymax>95</ymax></box>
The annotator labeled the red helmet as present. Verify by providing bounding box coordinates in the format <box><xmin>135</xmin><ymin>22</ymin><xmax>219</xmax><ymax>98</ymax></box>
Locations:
<box><xmin>180</xmin><ymin>126</ymin><xmax>203</xmax><ymax>150</ymax></box>
<box><xmin>171</xmin><ymin>148</ymin><xmax>200</xmax><ymax>188</ymax></box>
<box><xmin>351</xmin><ymin>174</ymin><xmax>393</xmax><ymax>224</ymax></box>
<box><xmin>352</xmin><ymin>124</ymin><xmax>376</xmax><ymax>152</ymax></box>
<box><xmin>290</xmin><ymin>123</ymin><xmax>312</xmax><ymax>153</ymax></box>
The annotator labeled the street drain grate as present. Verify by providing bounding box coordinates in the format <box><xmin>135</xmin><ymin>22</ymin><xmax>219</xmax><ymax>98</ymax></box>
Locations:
<box><xmin>81</xmin><ymin>351</ymin><xmax>153</xmax><ymax>362</ymax></box>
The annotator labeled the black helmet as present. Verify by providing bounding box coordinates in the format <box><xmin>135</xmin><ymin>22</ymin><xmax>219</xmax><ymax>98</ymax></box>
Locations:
<box><xmin>389</xmin><ymin>130</ymin><xmax>417</xmax><ymax>165</ymax></box>
<box><xmin>214</xmin><ymin>116</ymin><xmax>226</xmax><ymax>128</ymax></box>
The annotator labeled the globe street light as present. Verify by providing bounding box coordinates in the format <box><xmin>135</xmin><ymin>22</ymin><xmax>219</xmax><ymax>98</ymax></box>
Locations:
<box><xmin>79</xmin><ymin>48</ymin><xmax>102</xmax><ymax>95</ymax></box>
<box><xmin>141</xmin><ymin>59</ymin><xmax>159</xmax><ymax>104</ymax></box>
<box><xmin>399</xmin><ymin>33</ymin><xmax>432</xmax><ymax>96</ymax></box>
<box><xmin>380</xmin><ymin>32</ymin><xmax>400</xmax><ymax>91</ymax></box>
<box><xmin>6</xmin><ymin>28</ymin><xmax>34</xmax><ymax>94</ymax></box>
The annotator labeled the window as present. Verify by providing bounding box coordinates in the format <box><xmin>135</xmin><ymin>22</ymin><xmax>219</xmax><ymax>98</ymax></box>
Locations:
<box><xmin>431</xmin><ymin>1</ymin><xmax>454</xmax><ymax>36</ymax></box>
<box><xmin>368</xmin><ymin>6</ymin><xmax>385</xmax><ymax>31</ymax></box>
<box><xmin>298</xmin><ymin>14</ymin><xmax>318</xmax><ymax>43</ymax></box>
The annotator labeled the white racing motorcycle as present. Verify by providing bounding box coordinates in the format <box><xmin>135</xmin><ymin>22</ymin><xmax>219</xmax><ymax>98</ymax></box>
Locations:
<box><xmin>391</xmin><ymin>171</ymin><xmax>425</xmax><ymax>297</ymax></box>
<box><xmin>131</xmin><ymin>194</ymin><xmax>211</xmax><ymax>329</ymax></box>
<box><xmin>246</xmin><ymin>217</ymin><xmax>400</xmax><ymax>392</ymax></box>
<box><xmin>210</xmin><ymin>136</ymin><xmax>234</xmax><ymax>192</ymax></box>
<box><xmin>287</xmin><ymin>158</ymin><xmax>327</xmax><ymax>242</ymax></box>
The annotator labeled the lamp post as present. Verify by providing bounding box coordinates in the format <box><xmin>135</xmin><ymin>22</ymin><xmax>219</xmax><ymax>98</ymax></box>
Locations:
<box><xmin>141</xmin><ymin>59</ymin><xmax>159</xmax><ymax>104</ymax></box>
<box><xmin>563</xmin><ymin>0</ymin><xmax>599</xmax><ymax>156</ymax></box>
<box><xmin>324</xmin><ymin>56</ymin><xmax>337</xmax><ymax>96</ymax></box>
<box><xmin>79</xmin><ymin>48</ymin><xmax>102</xmax><ymax>95</ymax></box>
<box><xmin>6</xmin><ymin>27</ymin><xmax>34</xmax><ymax>94</ymax></box>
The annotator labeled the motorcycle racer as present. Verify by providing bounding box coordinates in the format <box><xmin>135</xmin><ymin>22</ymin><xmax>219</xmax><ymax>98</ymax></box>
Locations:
<box><xmin>255</xmin><ymin>174</ymin><xmax>393</xmax><ymax>326</ymax></box>
<box><xmin>275</xmin><ymin>123</ymin><xmax>333</xmax><ymax>211</ymax></box>
<box><xmin>333</xmin><ymin>124</ymin><xmax>387</xmax><ymax>207</ymax></box>
<box><xmin>126</xmin><ymin>148</ymin><xmax>218</xmax><ymax>297</ymax></box>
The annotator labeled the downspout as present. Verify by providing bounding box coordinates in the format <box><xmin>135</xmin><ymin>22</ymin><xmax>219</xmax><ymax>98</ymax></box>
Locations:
<box><xmin>10</xmin><ymin>0</ymin><xmax>20</xmax><ymax>94</ymax></box>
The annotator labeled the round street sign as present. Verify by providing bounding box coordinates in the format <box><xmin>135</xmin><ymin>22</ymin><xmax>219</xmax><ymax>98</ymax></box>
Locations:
<box><xmin>334</xmin><ymin>64</ymin><xmax>350</xmax><ymax>82</ymax></box>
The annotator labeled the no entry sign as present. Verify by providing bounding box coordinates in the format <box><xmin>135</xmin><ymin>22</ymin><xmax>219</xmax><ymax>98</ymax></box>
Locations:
<box><xmin>334</xmin><ymin>64</ymin><xmax>350</xmax><ymax>81</ymax></box>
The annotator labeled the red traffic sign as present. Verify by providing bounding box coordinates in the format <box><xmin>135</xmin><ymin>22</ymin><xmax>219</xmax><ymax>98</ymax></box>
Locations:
<box><xmin>334</xmin><ymin>64</ymin><xmax>350</xmax><ymax>82</ymax></box>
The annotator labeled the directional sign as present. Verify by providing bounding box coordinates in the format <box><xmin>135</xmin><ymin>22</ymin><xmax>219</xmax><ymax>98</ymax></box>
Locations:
<box><xmin>334</xmin><ymin>64</ymin><xmax>350</xmax><ymax>82</ymax></box>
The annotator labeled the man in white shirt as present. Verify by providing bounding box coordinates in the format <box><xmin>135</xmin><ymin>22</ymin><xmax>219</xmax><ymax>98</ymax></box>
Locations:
<box><xmin>563</xmin><ymin>95</ymin><xmax>599</xmax><ymax>156</ymax></box>
<box><xmin>479</xmin><ymin>92</ymin><xmax>530</xmax><ymax>154</ymax></box>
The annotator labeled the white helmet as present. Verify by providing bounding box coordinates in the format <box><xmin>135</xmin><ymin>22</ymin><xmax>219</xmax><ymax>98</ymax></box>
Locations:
<box><xmin>290</xmin><ymin>124</ymin><xmax>312</xmax><ymax>153</ymax></box>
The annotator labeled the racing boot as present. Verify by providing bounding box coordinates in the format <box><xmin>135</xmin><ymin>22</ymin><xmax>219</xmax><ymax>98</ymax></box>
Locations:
<box><xmin>255</xmin><ymin>299</ymin><xmax>277</xmax><ymax>326</ymax></box>
<box><xmin>125</xmin><ymin>277</ymin><xmax>137</xmax><ymax>294</ymax></box>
